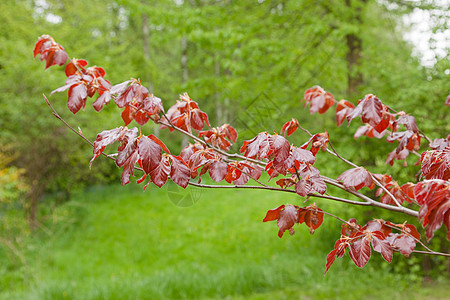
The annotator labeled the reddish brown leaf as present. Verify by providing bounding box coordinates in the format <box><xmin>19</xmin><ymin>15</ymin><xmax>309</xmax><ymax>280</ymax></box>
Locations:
<box><xmin>263</xmin><ymin>205</ymin><xmax>285</xmax><ymax>222</ymax></box>
<box><xmin>65</xmin><ymin>59</ymin><xmax>88</xmax><ymax>76</ymax></box>
<box><xmin>90</xmin><ymin>127</ymin><xmax>124</xmax><ymax>167</ymax></box>
<box><xmin>386</xmin><ymin>233</ymin><xmax>416</xmax><ymax>257</ymax></box>
<box><xmin>269</xmin><ymin>134</ymin><xmax>290</xmax><ymax>162</ymax></box>
<box><xmin>281</xmin><ymin>118</ymin><xmax>299</xmax><ymax>136</ymax></box>
<box><xmin>303</xmin><ymin>86</ymin><xmax>335</xmax><ymax>114</ymax></box>
<box><xmin>336</xmin><ymin>100</ymin><xmax>355</xmax><ymax>127</ymax></box>
<box><xmin>277</xmin><ymin>205</ymin><xmax>299</xmax><ymax>238</ymax></box>
<box><xmin>67</xmin><ymin>83</ymin><xmax>88</xmax><ymax>114</ymax></box>
<box><xmin>361</xmin><ymin>94</ymin><xmax>383</xmax><ymax>127</ymax></box>
<box><xmin>276</xmin><ymin>177</ymin><xmax>297</xmax><ymax>189</ymax></box>
<box><xmin>150</xmin><ymin>155</ymin><xmax>171</xmax><ymax>187</ymax></box>
<box><xmin>116</xmin><ymin>128</ymin><xmax>139</xmax><ymax>168</ymax></box>
<box><xmin>394</xmin><ymin>114</ymin><xmax>418</xmax><ymax>133</ymax></box>
<box><xmin>120</xmin><ymin>150</ymin><xmax>138</xmax><ymax>185</ymax></box>
<box><xmin>138</xmin><ymin>135</ymin><xmax>162</xmax><ymax>174</ymax></box>
<box><xmin>337</xmin><ymin>167</ymin><xmax>373</xmax><ymax>191</ymax></box>
<box><xmin>295</xmin><ymin>180</ymin><xmax>311</xmax><ymax>197</ymax></box>
<box><xmin>33</xmin><ymin>35</ymin><xmax>69</xmax><ymax>69</ymax></box>
<box><xmin>325</xmin><ymin>248</ymin><xmax>338</xmax><ymax>275</ymax></box>
<box><xmin>298</xmin><ymin>204</ymin><xmax>324</xmax><ymax>234</ymax></box>
<box><xmin>301</xmin><ymin>132</ymin><xmax>329</xmax><ymax>155</ymax></box>
<box><xmin>372</xmin><ymin>232</ymin><xmax>393</xmax><ymax>263</ymax></box>
<box><xmin>341</xmin><ymin>218</ymin><xmax>360</xmax><ymax>237</ymax></box>
<box><xmin>420</xmin><ymin>146</ymin><xmax>450</xmax><ymax>180</ymax></box>
<box><xmin>208</xmin><ymin>160</ymin><xmax>228</xmax><ymax>182</ymax></box>
<box><xmin>170</xmin><ymin>156</ymin><xmax>190</xmax><ymax>188</ymax></box>
<box><xmin>240</xmin><ymin>132</ymin><xmax>271</xmax><ymax>160</ymax></box>
<box><xmin>414</xmin><ymin>180</ymin><xmax>450</xmax><ymax>241</ymax></box>
<box><xmin>349</xmin><ymin>236</ymin><xmax>371</xmax><ymax>268</ymax></box>
<box><xmin>148</xmin><ymin>134</ymin><xmax>171</xmax><ymax>154</ymax></box>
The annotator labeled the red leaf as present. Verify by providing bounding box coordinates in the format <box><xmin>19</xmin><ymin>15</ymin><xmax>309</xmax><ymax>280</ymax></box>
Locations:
<box><xmin>33</xmin><ymin>35</ymin><xmax>69</xmax><ymax>69</ymax></box>
<box><xmin>337</xmin><ymin>167</ymin><xmax>373</xmax><ymax>190</ymax></box>
<box><xmin>298</xmin><ymin>205</ymin><xmax>324</xmax><ymax>234</ymax></box>
<box><xmin>138</xmin><ymin>135</ymin><xmax>162</xmax><ymax>174</ymax></box>
<box><xmin>361</xmin><ymin>94</ymin><xmax>383</xmax><ymax>127</ymax></box>
<box><xmin>65</xmin><ymin>59</ymin><xmax>88</xmax><ymax>76</ymax></box>
<box><xmin>148</xmin><ymin>134</ymin><xmax>171</xmax><ymax>154</ymax></box>
<box><xmin>90</xmin><ymin>127</ymin><xmax>124</xmax><ymax>167</ymax></box>
<box><xmin>150</xmin><ymin>155</ymin><xmax>171</xmax><ymax>187</ymax></box>
<box><xmin>349</xmin><ymin>236</ymin><xmax>371</xmax><ymax>268</ymax></box>
<box><xmin>295</xmin><ymin>180</ymin><xmax>311</xmax><ymax>197</ymax></box>
<box><xmin>263</xmin><ymin>205</ymin><xmax>285</xmax><ymax>222</ymax></box>
<box><xmin>170</xmin><ymin>156</ymin><xmax>190</xmax><ymax>188</ymax></box>
<box><xmin>394</xmin><ymin>114</ymin><xmax>418</xmax><ymax>133</ymax></box>
<box><xmin>276</xmin><ymin>177</ymin><xmax>296</xmax><ymax>189</ymax></box>
<box><xmin>240</xmin><ymin>132</ymin><xmax>271</xmax><ymax>160</ymax></box>
<box><xmin>336</xmin><ymin>100</ymin><xmax>355</xmax><ymax>127</ymax></box>
<box><xmin>420</xmin><ymin>146</ymin><xmax>450</xmax><ymax>180</ymax></box>
<box><xmin>121</xmin><ymin>151</ymin><xmax>139</xmax><ymax>186</ymax></box>
<box><xmin>281</xmin><ymin>118</ymin><xmax>299</xmax><ymax>136</ymax></box>
<box><xmin>346</xmin><ymin>100</ymin><xmax>363</xmax><ymax>124</ymax></box>
<box><xmin>224</xmin><ymin>163</ymin><xmax>242</xmax><ymax>183</ymax></box>
<box><xmin>208</xmin><ymin>160</ymin><xmax>228</xmax><ymax>182</ymax></box>
<box><xmin>301</xmin><ymin>132</ymin><xmax>329</xmax><ymax>155</ymax></box>
<box><xmin>121</xmin><ymin>106</ymin><xmax>134</xmax><ymax>126</ymax></box>
<box><xmin>372</xmin><ymin>233</ymin><xmax>393</xmax><ymax>263</ymax></box>
<box><xmin>341</xmin><ymin>218</ymin><xmax>360</xmax><ymax>237</ymax></box>
<box><xmin>386</xmin><ymin>233</ymin><xmax>416</xmax><ymax>257</ymax></box>
<box><xmin>324</xmin><ymin>239</ymin><xmax>350</xmax><ymax>275</ymax></box>
<box><xmin>93</xmin><ymin>91</ymin><xmax>111</xmax><ymax>112</ymax></box>
<box><xmin>303</xmin><ymin>86</ymin><xmax>335</xmax><ymax>114</ymax></box>
<box><xmin>325</xmin><ymin>248</ymin><xmax>338</xmax><ymax>275</ymax></box>
<box><xmin>414</xmin><ymin>180</ymin><xmax>450</xmax><ymax>241</ymax></box>
<box><xmin>269</xmin><ymin>134</ymin><xmax>290</xmax><ymax>162</ymax></box>
<box><xmin>67</xmin><ymin>83</ymin><xmax>88</xmax><ymax>114</ymax></box>
<box><xmin>116</xmin><ymin>128</ymin><xmax>139</xmax><ymax>167</ymax></box>
<box><xmin>277</xmin><ymin>205</ymin><xmax>299</xmax><ymax>238</ymax></box>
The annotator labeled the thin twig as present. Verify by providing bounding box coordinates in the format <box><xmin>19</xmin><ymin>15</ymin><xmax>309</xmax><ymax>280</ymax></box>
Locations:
<box><xmin>327</xmin><ymin>138</ymin><xmax>403</xmax><ymax>208</ymax></box>
<box><xmin>43</xmin><ymin>94</ymin><xmax>418</xmax><ymax>218</ymax></box>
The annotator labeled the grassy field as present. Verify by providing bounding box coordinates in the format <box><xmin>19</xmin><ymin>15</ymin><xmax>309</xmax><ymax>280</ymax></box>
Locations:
<box><xmin>0</xmin><ymin>183</ymin><xmax>448</xmax><ymax>299</ymax></box>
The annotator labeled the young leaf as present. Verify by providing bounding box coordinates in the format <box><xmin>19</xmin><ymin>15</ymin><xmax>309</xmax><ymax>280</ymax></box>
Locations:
<box><xmin>263</xmin><ymin>205</ymin><xmax>285</xmax><ymax>222</ymax></box>
<box><xmin>361</xmin><ymin>94</ymin><xmax>383</xmax><ymax>127</ymax></box>
<box><xmin>263</xmin><ymin>204</ymin><xmax>298</xmax><ymax>238</ymax></box>
<box><xmin>337</xmin><ymin>167</ymin><xmax>374</xmax><ymax>191</ymax></box>
<box><xmin>121</xmin><ymin>151</ymin><xmax>139</xmax><ymax>186</ymax></box>
<box><xmin>386</xmin><ymin>233</ymin><xmax>416</xmax><ymax>257</ymax></box>
<box><xmin>138</xmin><ymin>135</ymin><xmax>162</xmax><ymax>174</ymax></box>
<box><xmin>372</xmin><ymin>233</ymin><xmax>393</xmax><ymax>263</ymax></box>
<box><xmin>208</xmin><ymin>160</ymin><xmax>228</xmax><ymax>182</ymax></box>
<box><xmin>281</xmin><ymin>118</ymin><xmax>299</xmax><ymax>136</ymax></box>
<box><xmin>298</xmin><ymin>204</ymin><xmax>324</xmax><ymax>234</ymax></box>
<box><xmin>90</xmin><ymin>127</ymin><xmax>124</xmax><ymax>167</ymax></box>
<box><xmin>170</xmin><ymin>156</ymin><xmax>190</xmax><ymax>188</ymax></box>
<box><xmin>414</xmin><ymin>180</ymin><xmax>450</xmax><ymax>241</ymax></box>
<box><xmin>303</xmin><ymin>86</ymin><xmax>335</xmax><ymax>114</ymax></box>
<box><xmin>150</xmin><ymin>155</ymin><xmax>171</xmax><ymax>187</ymax></box>
<box><xmin>277</xmin><ymin>205</ymin><xmax>299</xmax><ymax>238</ymax></box>
<box><xmin>349</xmin><ymin>236</ymin><xmax>371</xmax><ymax>268</ymax></box>
<box><xmin>336</xmin><ymin>100</ymin><xmax>355</xmax><ymax>127</ymax></box>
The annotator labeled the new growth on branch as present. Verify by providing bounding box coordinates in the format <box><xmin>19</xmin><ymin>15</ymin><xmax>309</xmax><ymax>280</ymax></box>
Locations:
<box><xmin>34</xmin><ymin>34</ymin><xmax>450</xmax><ymax>275</ymax></box>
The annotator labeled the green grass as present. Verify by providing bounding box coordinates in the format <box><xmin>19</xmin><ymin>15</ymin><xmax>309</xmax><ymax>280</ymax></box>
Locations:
<box><xmin>0</xmin><ymin>183</ymin><xmax>448</xmax><ymax>299</ymax></box>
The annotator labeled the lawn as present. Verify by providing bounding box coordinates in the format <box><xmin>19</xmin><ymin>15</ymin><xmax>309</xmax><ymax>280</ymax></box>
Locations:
<box><xmin>0</xmin><ymin>183</ymin><xmax>448</xmax><ymax>299</ymax></box>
